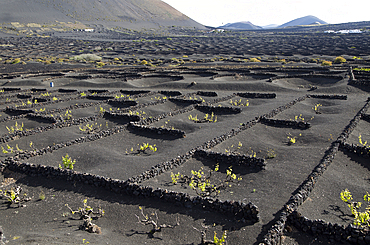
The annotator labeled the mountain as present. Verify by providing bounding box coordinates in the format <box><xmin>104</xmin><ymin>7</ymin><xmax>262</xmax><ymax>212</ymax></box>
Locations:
<box><xmin>218</xmin><ymin>21</ymin><xmax>262</xmax><ymax>30</ymax></box>
<box><xmin>0</xmin><ymin>0</ymin><xmax>204</xmax><ymax>30</ymax></box>
<box><xmin>278</xmin><ymin>15</ymin><xmax>327</xmax><ymax>28</ymax></box>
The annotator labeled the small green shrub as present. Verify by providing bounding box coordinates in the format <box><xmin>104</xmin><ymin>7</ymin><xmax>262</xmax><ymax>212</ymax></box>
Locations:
<box><xmin>39</xmin><ymin>192</ymin><xmax>45</xmax><ymax>200</ymax></box>
<box><xmin>138</xmin><ymin>143</ymin><xmax>157</xmax><ymax>153</ymax></box>
<box><xmin>341</xmin><ymin>189</ymin><xmax>370</xmax><ymax>227</ymax></box>
<box><xmin>334</xmin><ymin>56</ymin><xmax>346</xmax><ymax>64</ymax></box>
<box><xmin>225</xmin><ymin>141</ymin><xmax>243</xmax><ymax>154</ymax></box>
<box><xmin>65</xmin><ymin>199</ymin><xmax>105</xmax><ymax>233</ymax></box>
<box><xmin>249</xmin><ymin>57</ymin><xmax>261</xmax><ymax>62</ymax></box>
<box><xmin>294</xmin><ymin>114</ymin><xmax>305</xmax><ymax>122</ymax></box>
<box><xmin>136</xmin><ymin>206</ymin><xmax>179</xmax><ymax>236</ymax></box>
<box><xmin>171</xmin><ymin>163</ymin><xmax>242</xmax><ymax>197</ymax></box>
<box><xmin>229</xmin><ymin>99</ymin><xmax>249</xmax><ymax>106</ymax></box>
<box><xmin>321</xmin><ymin>60</ymin><xmax>332</xmax><ymax>66</ymax></box>
<box><xmin>188</xmin><ymin>113</ymin><xmax>217</xmax><ymax>123</ymax></box>
<box><xmin>64</xmin><ymin>110</ymin><xmax>72</xmax><ymax>120</ymax></box>
<box><xmin>96</xmin><ymin>62</ymin><xmax>105</xmax><ymax>67</ymax></box>
<box><xmin>79</xmin><ymin>123</ymin><xmax>102</xmax><ymax>134</ymax></box>
<box><xmin>170</xmin><ymin>172</ymin><xmax>182</xmax><ymax>184</ymax></box>
<box><xmin>312</xmin><ymin>104</ymin><xmax>322</xmax><ymax>114</ymax></box>
<box><xmin>6</xmin><ymin>121</ymin><xmax>24</xmax><ymax>133</ymax></box>
<box><xmin>287</xmin><ymin>133</ymin><xmax>301</xmax><ymax>145</ymax></box>
<box><xmin>266</xmin><ymin>148</ymin><xmax>276</xmax><ymax>159</ymax></box>
<box><xmin>358</xmin><ymin>135</ymin><xmax>370</xmax><ymax>149</ymax></box>
<box><xmin>0</xmin><ymin>186</ymin><xmax>31</xmax><ymax>207</ymax></box>
<box><xmin>213</xmin><ymin>231</ymin><xmax>227</xmax><ymax>245</ymax></box>
<box><xmin>12</xmin><ymin>58</ymin><xmax>21</xmax><ymax>64</ymax></box>
<box><xmin>59</xmin><ymin>154</ymin><xmax>76</xmax><ymax>170</ymax></box>
<box><xmin>354</xmin><ymin>68</ymin><xmax>370</xmax><ymax>72</ymax></box>
<box><xmin>1</xmin><ymin>144</ymin><xmax>22</xmax><ymax>154</ymax></box>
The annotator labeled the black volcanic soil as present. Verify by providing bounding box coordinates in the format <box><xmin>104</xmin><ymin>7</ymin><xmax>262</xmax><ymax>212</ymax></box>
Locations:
<box><xmin>0</xmin><ymin>31</ymin><xmax>369</xmax><ymax>245</ymax></box>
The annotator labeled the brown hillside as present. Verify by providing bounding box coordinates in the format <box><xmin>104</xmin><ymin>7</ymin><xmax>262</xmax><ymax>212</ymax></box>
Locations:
<box><xmin>0</xmin><ymin>0</ymin><xmax>204</xmax><ymax>30</ymax></box>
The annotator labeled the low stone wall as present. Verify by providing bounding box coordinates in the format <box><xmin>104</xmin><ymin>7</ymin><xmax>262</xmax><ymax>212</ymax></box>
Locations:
<box><xmin>195</xmin><ymin>104</ymin><xmax>241</xmax><ymax>114</ymax></box>
<box><xmin>261</xmin><ymin>96</ymin><xmax>307</xmax><ymax>119</ymax></box>
<box><xmin>196</xmin><ymin>91</ymin><xmax>218</xmax><ymax>97</ymax></box>
<box><xmin>120</xmin><ymin>90</ymin><xmax>151</xmax><ymax>95</ymax></box>
<box><xmin>288</xmin><ymin>211</ymin><xmax>370</xmax><ymax>244</ymax></box>
<box><xmin>5</xmin><ymin>108</ymin><xmax>34</xmax><ymax>115</ymax></box>
<box><xmin>88</xmin><ymin>89</ymin><xmax>108</xmax><ymax>94</ymax></box>
<box><xmin>159</xmin><ymin>91</ymin><xmax>182</xmax><ymax>96</ymax></box>
<box><xmin>194</xmin><ymin>149</ymin><xmax>265</xmax><ymax>170</ymax></box>
<box><xmin>3</xmin><ymin>87</ymin><xmax>21</xmax><ymax>91</ymax></box>
<box><xmin>0</xmin><ymin>114</ymin><xmax>27</xmax><ymax>123</ymax></box>
<box><xmin>3</xmin><ymin>158</ymin><xmax>260</xmax><ymax>223</ymax></box>
<box><xmin>128</xmin><ymin>122</ymin><xmax>186</xmax><ymax>138</ymax></box>
<box><xmin>107</xmin><ymin>100</ymin><xmax>137</xmax><ymax>107</ymax></box>
<box><xmin>260</xmin><ymin>118</ymin><xmax>311</xmax><ymax>129</ymax></box>
<box><xmin>339</xmin><ymin>142</ymin><xmax>370</xmax><ymax>158</ymax></box>
<box><xmin>169</xmin><ymin>98</ymin><xmax>203</xmax><ymax>104</ymax></box>
<box><xmin>237</xmin><ymin>92</ymin><xmax>276</xmax><ymax>99</ymax></box>
<box><xmin>308</xmin><ymin>94</ymin><xmax>348</xmax><ymax>100</ymax></box>
<box><xmin>16</xmin><ymin>94</ymin><xmax>32</xmax><ymax>99</ymax></box>
<box><xmin>86</xmin><ymin>95</ymin><xmax>114</xmax><ymax>100</ymax></box>
<box><xmin>140</xmin><ymin>105</ymin><xmax>195</xmax><ymax>126</ymax></box>
<box><xmin>349</xmin><ymin>79</ymin><xmax>370</xmax><ymax>88</ymax></box>
<box><xmin>32</xmin><ymin>97</ymin><xmax>48</xmax><ymax>103</ymax></box>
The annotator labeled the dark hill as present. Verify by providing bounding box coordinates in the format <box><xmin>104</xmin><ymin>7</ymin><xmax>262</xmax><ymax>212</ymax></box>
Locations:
<box><xmin>218</xmin><ymin>21</ymin><xmax>262</xmax><ymax>30</ymax></box>
<box><xmin>0</xmin><ymin>0</ymin><xmax>204</xmax><ymax>30</ymax></box>
<box><xmin>278</xmin><ymin>15</ymin><xmax>327</xmax><ymax>28</ymax></box>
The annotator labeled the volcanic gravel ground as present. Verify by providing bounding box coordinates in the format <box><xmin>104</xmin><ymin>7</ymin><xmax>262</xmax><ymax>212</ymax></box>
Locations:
<box><xmin>0</xmin><ymin>35</ymin><xmax>369</xmax><ymax>245</ymax></box>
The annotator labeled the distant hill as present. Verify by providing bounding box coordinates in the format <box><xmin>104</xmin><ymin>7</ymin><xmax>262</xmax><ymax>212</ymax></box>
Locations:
<box><xmin>0</xmin><ymin>0</ymin><xmax>204</xmax><ymax>30</ymax></box>
<box><xmin>218</xmin><ymin>21</ymin><xmax>262</xmax><ymax>30</ymax></box>
<box><xmin>278</xmin><ymin>15</ymin><xmax>327</xmax><ymax>28</ymax></box>
<box><xmin>262</xmin><ymin>24</ymin><xmax>279</xmax><ymax>29</ymax></box>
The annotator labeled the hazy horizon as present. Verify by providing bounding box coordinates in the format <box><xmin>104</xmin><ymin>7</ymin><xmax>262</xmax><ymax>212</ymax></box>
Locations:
<box><xmin>162</xmin><ymin>0</ymin><xmax>369</xmax><ymax>27</ymax></box>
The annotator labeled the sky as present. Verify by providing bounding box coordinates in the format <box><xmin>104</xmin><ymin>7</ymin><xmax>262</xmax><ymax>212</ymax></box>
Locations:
<box><xmin>161</xmin><ymin>0</ymin><xmax>369</xmax><ymax>27</ymax></box>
